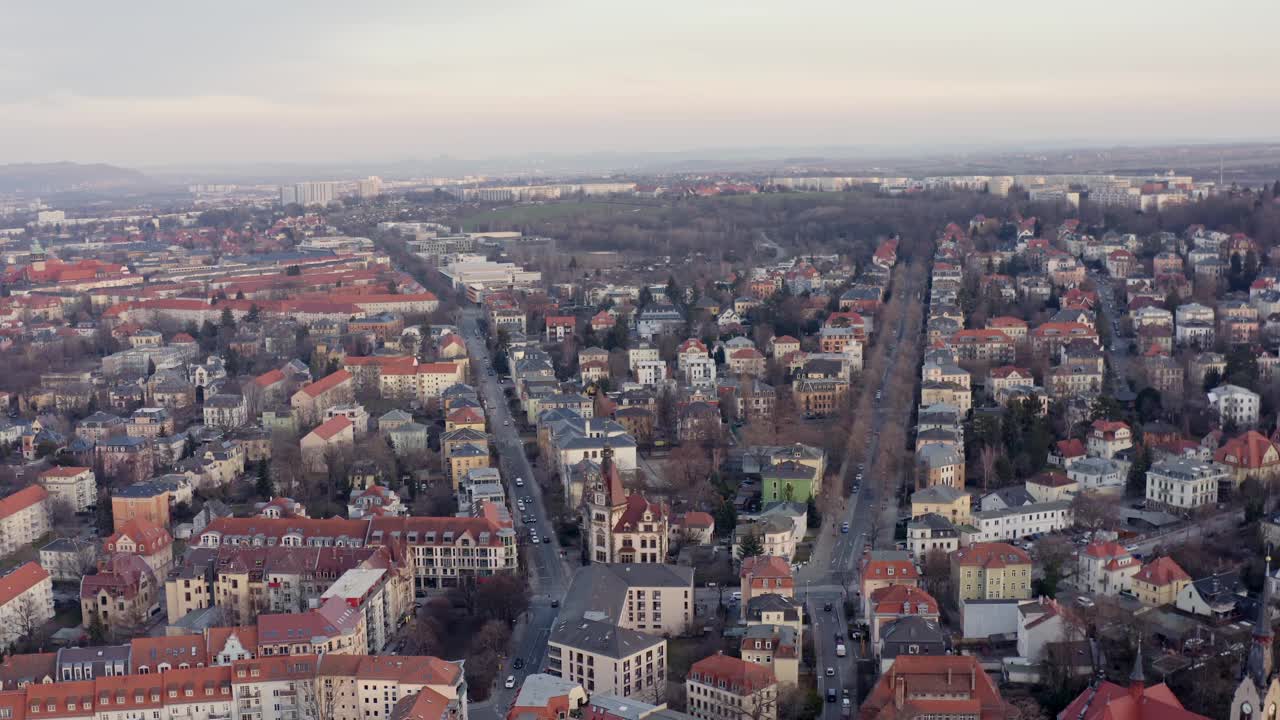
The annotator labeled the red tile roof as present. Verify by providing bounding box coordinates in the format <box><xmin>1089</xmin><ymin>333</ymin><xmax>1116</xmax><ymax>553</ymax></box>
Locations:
<box><xmin>1214</xmin><ymin>430</ymin><xmax>1280</xmax><ymax>470</ymax></box>
<box><xmin>740</xmin><ymin>555</ymin><xmax>792</xmax><ymax>580</ymax></box>
<box><xmin>296</xmin><ymin>369</ymin><xmax>352</xmax><ymax>398</ymax></box>
<box><xmin>869</xmin><ymin>584</ymin><xmax>939</xmax><ymax>616</ymax></box>
<box><xmin>0</xmin><ymin>486</ymin><xmax>47</xmax><ymax>521</ymax></box>
<box><xmin>952</xmin><ymin>543</ymin><xmax>1030</xmax><ymax>569</ymax></box>
<box><xmin>308</xmin><ymin>415</ymin><xmax>352</xmax><ymax>441</ymax></box>
<box><xmin>859</xmin><ymin>655</ymin><xmax>1006</xmax><ymax>720</ymax></box>
<box><xmin>253</xmin><ymin>369</ymin><xmax>285</xmax><ymax>388</ymax></box>
<box><xmin>1059</xmin><ymin>680</ymin><xmax>1207</xmax><ymax>720</ymax></box>
<box><xmin>38</xmin><ymin>466</ymin><xmax>90</xmax><ymax>479</ymax></box>
<box><xmin>1133</xmin><ymin>557</ymin><xmax>1191</xmax><ymax>588</ymax></box>
<box><xmin>688</xmin><ymin>654</ymin><xmax>775</xmax><ymax>694</ymax></box>
<box><xmin>0</xmin><ymin>562</ymin><xmax>48</xmax><ymax>606</ymax></box>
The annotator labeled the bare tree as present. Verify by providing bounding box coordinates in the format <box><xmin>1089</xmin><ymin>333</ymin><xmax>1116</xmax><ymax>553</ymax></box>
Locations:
<box><xmin>1071</xmin><ymin>492</ymin><xmax>1119</xmax><ymax>533</ymax></box>
<box><xmin>13</xmin><ymin>595</ymin><xmax>50</xmax><ymax>652</ymax></box>
<box><xmin>979</xmin><ymin>444</ymin><xmax>999</xmax><ymax>493</ymax></box>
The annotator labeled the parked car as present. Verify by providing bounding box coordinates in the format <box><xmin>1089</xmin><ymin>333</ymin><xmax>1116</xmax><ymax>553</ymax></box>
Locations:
<box><xmin>504</xmin><ymin>676</ymin><xmax>515</xmax><ymax>689</ymax></box>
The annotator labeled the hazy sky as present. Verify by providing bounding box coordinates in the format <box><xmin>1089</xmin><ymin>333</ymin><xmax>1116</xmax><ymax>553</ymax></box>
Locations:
<box><xmin>2</xmin><ymin>0</ymin><xmax>1277</xmax><ymax>167</ymax></box>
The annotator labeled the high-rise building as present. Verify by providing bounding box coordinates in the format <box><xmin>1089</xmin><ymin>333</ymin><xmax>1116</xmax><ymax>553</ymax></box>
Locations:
<box><xmin>281</xmin><ymin>181</ymin><xmax>337</xmax><ymax>206</ymax></box>
<box><xmin>358</xmin><ymin>176</ymin><xmax>383</xmax><ymax>198</ymax></box>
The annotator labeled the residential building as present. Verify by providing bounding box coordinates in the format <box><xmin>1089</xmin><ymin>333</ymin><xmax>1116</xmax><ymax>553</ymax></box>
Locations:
<box><xmin>1132</xmin><ymin>556</ymin><xmax>1192</xmax><ymax>607</ymax></box>
<box><xmin>0</xmin><ymin>562</ymin><xmax>53</xmax><ymax>649</ymax></box>
<box><xmin>686</xmin><ymin>654</ymin><xmax>776</xmax><ymax>720</ymax></box>
<box><xmin>547</xmin><ymin>617</ymin><xmax>665</xmax><ymax>702</ymax></box>
<box><xmin>37</xmin><ymin>466</ymin><xmax>96</xmax><ymax>513</ymax></box>
<box><xmin>859</xmin><ymin>552</ymin><xmax>920</xmax><ymax>620</ymax></box>
<box><xmin>909</xmin><ymin>486</ymin><xmax>970</xmax><ymax>524</ymax></box>
<box><xmin>1145</xmin><ymin>458</ymin><xmax>1226</xmax><ymax>511</ymax></box>
<box><xmin>1208</xmin><ymin>384</ymin><xmax>1261</xmax><ymax>428</ymax></box>
<box><xmin>1077</xmin><ymin>541</ymin><xmax>1139</xmax><ymax>596</ymax></box>
<box><xmin>39</xmin><ymin>537</ymin><xmax>97</xmax><ymax>581</ymax></box>
<box><xmin>291</xmin><ymin>370</ymin><xmax>355</xmax><ymax>425</ymax></box>
<box><xmin>1087</xmin><ymin>420</ymin><xmax>1132</xmax><ymax>459</ymax></box>
<box><xmin>301</xmin><ymin>415</ymin><xmax>355</xmax><ymax>472</ymax></box>
<box><xmin>868</xmin><ymin>584</ymin><xmax>940</xmax><ymax>646</ymax></box>
<box><xmin>203</xmin><ymin>394</ymin><xmax>248</xmax><ymax>430</ymax></box>
<box><xmin>559</xmin><ymin>563</ymin><xmax>694</xmax><ymax>638</ymax></box>
<box><xmin>961</xmin><ymin>501</ymin><xmax>1072</xmax><ymax>544</ymax></box>
<box><xmin>951</xmin><ymin>543</ymin><xmax>1032</xmax><ymax>602</ymax></box>
<box><xmin>859</xmin><ymin>655</ymin><xmax>1009</xmax><ymax>720</ymax></box>
<box><xmin>1214</xmin><ymin>430</ymin><xmax>1280</xmax><ymax>487</ymax></box>
<box><xmin>905</xmin><ymin>514</ymin><xmax>959</xmax><ymax>562</ymax></box>
<box><xmin>0</xmin><ymin>486</ymin><xmax>50</xmax><ymax>560</ymax></box>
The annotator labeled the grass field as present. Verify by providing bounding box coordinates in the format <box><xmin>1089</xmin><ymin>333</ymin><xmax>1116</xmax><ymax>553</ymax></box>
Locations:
<box><xmin>459</xmin><ymin>201</ymin><xmax>662</xmax><ymax>230</ymax></box>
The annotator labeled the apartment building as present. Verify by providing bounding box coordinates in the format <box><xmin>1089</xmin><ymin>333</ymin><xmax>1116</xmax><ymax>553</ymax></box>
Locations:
<box><xmin>1146</xmin><ymin>458</ymin><xmax>1227</xmax><ymax>511</ymax></box>
<box><xmin>560</xmin><ymin>564</ymin><xmax>694</xmax><ymax>638</ymax></box>
<box><xmin>686</xmin><ymin>654</ymin><xmax>777</xmax><ymax>720</ymax></box>
<box><xmin>0</xmin><ymin>562</ymin><xmax>54</xmax><ymax>648</ymax></box>
<box><xmin>195</xmin><ymin>508</ymin><xmax>517</xmax><ymax>593</ymax></box>
<box><xmin>0</xmin><ymin>485</ymin><xmax>50</xmax><ymax>559</ymax></box>
<box><xmin>1077</xmin><ymin>541</ymin><xmax>1139</xmax><ymax>597</ymax></box>
<box><xmin>546</xmin><ymin>618</ymin><xmax>666</xmax><ymax>702</ymax></box>
<box><xmin>1208</xmin><ymin>384</ymin><xmax>1261</xmax><ymax>428</ymax></box>
<box><xmin>291</xmin><ymin>370</ymin><xmax>355</xmax><ymax>425</ymax></box>
<box><xmin>860</xmin><ymin>656</ymin><xmax>1008</xmax><ymax>720</ymax></box>
<box><xmin>951</xmin><ymin>543</ymin><xmax>1032</xmax><ymax>603</ymax></box>
<box><xmin>378</xmin><ymin>362</ymin><xmax>466</xmax><ymax>405</ymax></box>
<box><xmin>38</xmin><ymin>466</ymin><xmax>97</xmax><ymax>513</ymax></box>
<box><xmin>961</xmin><ymin>500</ymin><xmax>1072</xmax><ymax>544</ymax></box>
<box><xmin>1131</xmin><ymin>556</ymin><xmax>1192</xmax><ymax>607</ymax></box>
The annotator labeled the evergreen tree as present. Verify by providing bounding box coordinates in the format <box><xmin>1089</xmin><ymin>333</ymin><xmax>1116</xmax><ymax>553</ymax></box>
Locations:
<box><xmin>666</xmin><ymin>275</ymin><xmax>681</xmax><ymax>306</ymax></box>
<box><xmin>256</xmin><ymin>460</ymin><xmax>274</xmax><ymax>499</ymax></box>
<box><xmin>87</xmin><ymin>613</ymin><xmax>109</xmax><ymax>644</ymax></box>
<box><xmin>245</xmin><ymin>304</ymin><xmax>261</xmax><ymax>323</ymax></box>
<box><xmin>220</xmin><ymin>307</ymin><xmax>235</xmax><ymax>329</ymax></box>
<box><xmin>737</xmin><ymin>530</ymin><xmax>764</xmax><ymax>560</ymax></box>
<box><xmin>714</xmin><ymin>500</ymin><xmax>737</xmax><ymax>536</ymax></box>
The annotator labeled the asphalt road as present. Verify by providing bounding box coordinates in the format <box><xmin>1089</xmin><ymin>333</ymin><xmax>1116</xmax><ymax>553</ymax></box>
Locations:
<box><xmin>458</xmin><ymin>307</ymin><xmax>572</xmax><ymax>720</ymax></box>
<box><xmin>1090</xmin><ymin>271</ymin><xmax>1132</xmax><ymax>394</ymax></box>
<box><xmin>799</xmin><ymin>267</ymin><xmax>926</xmax><ymax>717</ymax></box>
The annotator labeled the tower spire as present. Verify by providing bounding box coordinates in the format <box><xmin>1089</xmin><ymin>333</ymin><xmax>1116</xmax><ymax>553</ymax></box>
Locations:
<box><xmin>1128</xmin><ymin>641</ymin><xmax>1145</xmax><ymax>702</ymax></box>
<box><xmin>1245</xmin><ymin>555</ymin><xmax>1274</xmax><ymax>690</ymax></box>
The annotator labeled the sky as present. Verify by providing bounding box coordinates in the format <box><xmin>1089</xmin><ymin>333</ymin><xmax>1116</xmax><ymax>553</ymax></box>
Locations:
<box><xmin>2</xmin><ymin>0</ymin><xmax>1277</xmax><ymax>168</ymax></box>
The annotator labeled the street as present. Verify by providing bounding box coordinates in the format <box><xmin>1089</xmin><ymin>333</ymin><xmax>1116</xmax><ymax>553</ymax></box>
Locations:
<box><xmin>798</xmin><ymin>266</ymin><xmax>926</xmax><ymax>717</ymax></box>
<box><xmin>458</xmin><ymin>307</ymin><xmax>572</xmax><ymax>720</ymax></box>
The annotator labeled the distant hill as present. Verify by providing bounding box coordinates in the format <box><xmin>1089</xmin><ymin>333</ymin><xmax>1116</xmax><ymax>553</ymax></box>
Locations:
<box><xmin>0</xmin><ymin>162</ymin><xmax>148</xmax><ymax>194</ymax></box>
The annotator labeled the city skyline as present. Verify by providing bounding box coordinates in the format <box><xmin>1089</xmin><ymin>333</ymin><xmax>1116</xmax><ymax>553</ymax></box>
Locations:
<box><xmin>2</xmin><ymin>0</ymin><xmax>1278</xmax><ymax>166</ymax></box>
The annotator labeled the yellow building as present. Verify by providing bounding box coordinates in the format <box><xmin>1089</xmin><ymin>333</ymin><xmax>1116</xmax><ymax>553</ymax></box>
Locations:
<box><xmin>910</xmin><ymin>485</ymin><xmax>971</xmax><ymax>524</ymax></box>
<box><xmin>951</xmin><ymin>542</ymin><xmax>1032</xmax><ymax>603</ymax></box>
<box><xmin>446</xmin><ymin>445</ymin><xmax>491</xmax><ymax>488</ymax></box>
<box><xmin>1131</xmin><ymin>556</ymin><xmax>1192</xmax><ymax>607</ymax></box>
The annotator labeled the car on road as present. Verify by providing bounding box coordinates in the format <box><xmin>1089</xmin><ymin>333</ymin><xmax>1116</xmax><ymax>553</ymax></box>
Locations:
<box><xmin>489</xmin><ymin>370</ymin><xmax>495</xmax><ymax>376</ymax></box>
<box><xmin>841</xmin><ymin>522</ymin><xmax>849</xmax><ymax>533</ymax></box>
<box><xmin>852</xmin><ymin>484</ymin><xmax>859</xmax><ymax>492</ymax></box>
<box><xmin>826</xmin><ymin>689</ymin><xmax>837</xmax><ymax>703</ymax></box>
<box><xmin>515</xmin><ymin>478</ymin><xmax>524</xmax><ymax>487</ymax></box>
<box><xmin>504</xmin><ymin>676</ymin><xmax>515</xmax><ymax>689</ymax></box>
<box><xmin>551</xmin><ymin>599</ymin><xmax>559</xmax><ymax>608</ymax></box>
<box><xmin>731</xmin><ymin>591</ymin><xmax>742</xmax><ymax>602</ymax></box>
<box><xmin>513</xmin><ymin>658</ymin><xmax>524</xmax><ymax>669</ymax></box>
<box><xmin>825</xmin><ymin>667</ymin><xmax>835</xmax><ymax>677</ymax></box>
<box><xmin>543</xmin><ymin>536</ymin><xmax>551</xmax><ymax>543</ymax></box>
<box><xmin>824</xmin><ymin>602</ymin><xmax>833</xmax><ymax>612</ymax></box>
<box><xmin>504</xmin><ymin>420</ymin><xmax>511</xmax><ymax>426</ymax></box>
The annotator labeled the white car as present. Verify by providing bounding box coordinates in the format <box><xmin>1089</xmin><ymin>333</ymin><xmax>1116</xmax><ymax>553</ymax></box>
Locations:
<box><xmin>515</xmin><ymin>478</ymin><xmax>525</xmax><ymax>487</ymax></box>
<box><xmin>504</xmin><ymin>676</ymin><xmax>516</xmax><ymax>689</ymax></box>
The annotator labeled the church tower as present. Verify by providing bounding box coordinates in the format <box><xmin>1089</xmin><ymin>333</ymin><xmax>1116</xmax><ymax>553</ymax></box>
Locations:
<box><xmin>583</xmin><ymin>445</ymin><xmax>625</xmax><ymax>563</ymax></box>
<box><xmin>1231</xmin><ymin>557</ymin><xmax>1280</xmax><ymax>720</ymax></box>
